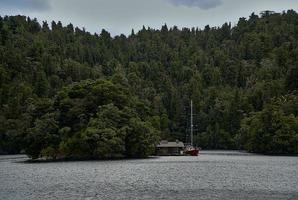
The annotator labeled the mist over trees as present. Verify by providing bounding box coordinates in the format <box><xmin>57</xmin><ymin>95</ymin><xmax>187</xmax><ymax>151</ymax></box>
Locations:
<box><xmin>0</xmin><ymin>10</ymin><xmax>297</xmax><ymax>158</ymax></box>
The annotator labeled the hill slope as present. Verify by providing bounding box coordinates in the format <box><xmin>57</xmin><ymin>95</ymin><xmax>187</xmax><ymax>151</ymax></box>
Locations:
<box><xmin>0</xmin><ymin>10</ymin><xmax>297</xmax><ymax>157</ymax></box>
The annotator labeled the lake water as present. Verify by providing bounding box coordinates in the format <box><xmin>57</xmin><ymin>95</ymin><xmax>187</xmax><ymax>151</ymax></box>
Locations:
<box><xmin>1</xmin><ymin>151</ymin><xmax>298</xmax><ymax>200</ymax></box>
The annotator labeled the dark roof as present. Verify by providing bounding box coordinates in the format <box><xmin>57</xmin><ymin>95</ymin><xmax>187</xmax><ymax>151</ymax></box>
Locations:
<box><xmin>157</xmin><ymin>140</ymin><xmax>184</xmax><ymax>148</ymax></box>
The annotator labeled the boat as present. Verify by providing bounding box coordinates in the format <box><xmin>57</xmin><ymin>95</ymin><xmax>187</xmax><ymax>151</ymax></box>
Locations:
<box><xmin>155</xmin><ymin>100</ymin><xmax>200</xmax><ymax>157</ymax></box>
<box><xmin>184</xmin><ymin>100</ymin><xmax>200</xmax><ymax>156</ymax></box>
<box><xmin>184</xmin><ymin>145</ymin><xmax>199</xmax><ymax>156</ymax></box>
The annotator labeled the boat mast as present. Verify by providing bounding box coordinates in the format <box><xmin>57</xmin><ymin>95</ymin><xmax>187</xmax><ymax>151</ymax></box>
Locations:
<box><xmin>190</xmin><ymin>100</ymin><xmax>193</xmax><ymax>146</ymax></box>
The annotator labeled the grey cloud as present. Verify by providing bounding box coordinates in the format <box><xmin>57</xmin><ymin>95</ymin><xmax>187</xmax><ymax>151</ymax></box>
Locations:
<box><xmin>0</xmin><ymin>0</ymin><xmax>50</xmax><ymax>11</ymax></box>
<box><xmin>168</xmin><ymin>0</ymin><xmax>222</xmax><ymax>9</ymax></box>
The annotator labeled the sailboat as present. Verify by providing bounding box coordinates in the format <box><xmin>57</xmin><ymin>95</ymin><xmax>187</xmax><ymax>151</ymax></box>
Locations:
<box><xmin>184</xmin><ymin>100</ymin><xmax>199</xmax><ymax>156</ymax></box>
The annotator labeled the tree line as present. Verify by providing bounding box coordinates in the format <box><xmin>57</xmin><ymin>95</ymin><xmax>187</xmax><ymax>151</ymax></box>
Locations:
<box><xmin>0</xmin><ymin>10</ymin><xmax>297</xmax><ymax>158</ymax></box>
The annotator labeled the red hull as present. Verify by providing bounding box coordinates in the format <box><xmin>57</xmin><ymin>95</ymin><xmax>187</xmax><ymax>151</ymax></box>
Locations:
<box><xmin>185</xmin><ymin>149</ymin><xmax>199</xmax><ymax>156</ymax></box>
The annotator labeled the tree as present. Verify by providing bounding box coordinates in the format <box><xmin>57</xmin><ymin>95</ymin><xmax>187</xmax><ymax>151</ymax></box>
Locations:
<box><xmin>25</xmin><ymin>113</ymin><xmax>59</xmax><ymax>159</ymax></box>
<box><xmin>125</xmin><ymin>118</ymin><xmax>159</xmax><ymax>158</ymax></box>
<box><xmin>239</xmin><ymin>96</ymin><xmax>298</xmax><ymax>154</ymax></box>
<box><xmin>1</xmin><ymin>12</ymin><xmax>298</xmax><ymax>155</ymax></box>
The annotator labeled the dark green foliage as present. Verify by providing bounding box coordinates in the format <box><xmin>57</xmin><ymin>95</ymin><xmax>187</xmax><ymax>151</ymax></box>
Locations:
<box><xmin>285</xmin><ymin>66</ymin><xmax>298</xmax><ymax>91</ymax></box>
<box><xmin>25</xmin><ymin>112</ymin><xmax>59</xmax><ymax>159</ymax></box>
<box><xmin>23</xmin><ymin>79</ymin><xmax>159</xmax><ymax>159</ymax></box>
<box><xmin>238</xmin><ymin>95</ymin><xmax>298</xmax><ymax>154</ymax></box>
<box><xmin>125</xmin><ymin>118</ymin><xmax>159</xmax><ymax>158</ymax></box>
<box><xmin>0</xmin><ymin>11</ymin><xmax>298</xmax><ymax>156</ymax></box>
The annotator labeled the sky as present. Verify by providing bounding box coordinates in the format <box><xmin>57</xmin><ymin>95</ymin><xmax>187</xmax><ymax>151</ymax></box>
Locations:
<box><xmin>0</xmin><ymin>0</ymin><xmax>298</xmax><ymax>36</ymax></box>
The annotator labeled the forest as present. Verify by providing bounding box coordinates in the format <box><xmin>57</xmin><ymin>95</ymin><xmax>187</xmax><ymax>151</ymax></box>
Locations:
<box><xmin>0</xmin><ymin>10</ymin><xmax>297</xmax><ymax>159</ymax></box>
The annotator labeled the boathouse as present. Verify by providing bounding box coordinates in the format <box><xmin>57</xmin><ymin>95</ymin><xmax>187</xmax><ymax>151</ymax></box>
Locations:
<box><xmin>156</xmin><ymin>140</ymin><xmax>184</xmax><ymax>156</ymax></box>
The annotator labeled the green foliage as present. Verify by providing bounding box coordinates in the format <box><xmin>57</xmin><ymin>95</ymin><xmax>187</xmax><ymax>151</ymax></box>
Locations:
<box><xmin>238</xmin><ymin>95</ymin><xmax>298</xmax><ymax>154</ymax></box>
<box><xmin>22</xmin><ymin>79</ymin><xmax>159</xmax><ymax>159</ymax></box>
<box><xmin>125</xmin><ymin>118</ymin><xmax>159</xmax><ymax>158</ymax></box>
<box><xmin>1</xmin><ymin>11</ymin><xmax>298</xmax><ymax>155</ymax></box>
<box><xmin>25</xmin><ymin>112</ymin><xmax>59</xmax><ymax>159</ymax></box>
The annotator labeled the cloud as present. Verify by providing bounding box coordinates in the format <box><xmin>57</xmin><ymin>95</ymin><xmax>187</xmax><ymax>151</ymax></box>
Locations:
<box><xmin>167</xmin><ymin>0</ymin><xmax>222</xmax><ymax>10</ymax></box>
<box><xmin>0</xmin><ymin>0</ymin><xmax>51</xmax><ymax>11</ymax></box>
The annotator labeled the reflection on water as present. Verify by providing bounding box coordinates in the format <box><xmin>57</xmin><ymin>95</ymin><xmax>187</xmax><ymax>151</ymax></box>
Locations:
<box><xmin>1</xmin><ymin>151</ymin><xmax>298</xmax><ymax>200</ymax></box>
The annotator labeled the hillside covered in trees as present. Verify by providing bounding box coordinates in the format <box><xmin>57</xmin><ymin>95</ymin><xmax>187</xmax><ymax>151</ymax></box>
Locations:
<box><xmin>0</xmin><ymin>10</ymin><xmax>297</xmax><ymax>158</ymax></box>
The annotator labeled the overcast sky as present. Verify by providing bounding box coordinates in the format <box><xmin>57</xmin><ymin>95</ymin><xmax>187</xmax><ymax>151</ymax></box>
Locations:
<box><xmin>0</xmin><ymin>0</ymin><xmax>298</xmax><ymax>36</ymax></box>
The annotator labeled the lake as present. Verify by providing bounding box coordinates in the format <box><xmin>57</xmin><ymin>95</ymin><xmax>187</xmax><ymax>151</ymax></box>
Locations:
<box><xmin>1</xmin><ymin>151</ymin><xmax>298</xmax><ymax>200</ymax></box>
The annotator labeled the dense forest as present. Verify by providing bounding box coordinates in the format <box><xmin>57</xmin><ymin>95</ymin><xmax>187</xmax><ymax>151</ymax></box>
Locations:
<box><xmin>0</xmin><ymin>10</ymin><xmax>297</xmax><ymax>159</ymax></box>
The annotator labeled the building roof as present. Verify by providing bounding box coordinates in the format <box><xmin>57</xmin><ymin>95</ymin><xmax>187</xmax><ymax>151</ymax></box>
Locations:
<box><xmin>156</xmin><ymin>140</ymin><xmax>184</xmax><ymax>148</ymax></box>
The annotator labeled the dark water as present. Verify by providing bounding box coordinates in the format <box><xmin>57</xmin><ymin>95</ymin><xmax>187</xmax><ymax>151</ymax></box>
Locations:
<box><xmin>1</xmin><ymin>151</ymin><xmax>298</xmax><ymax>200</ymax></box>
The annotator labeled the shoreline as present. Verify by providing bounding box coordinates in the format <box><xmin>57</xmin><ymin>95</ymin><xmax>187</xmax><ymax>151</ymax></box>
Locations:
<box><xmin>2</xmin><ymin>150</ymin><xmax>298</xmax><ymax>163</ymax></box>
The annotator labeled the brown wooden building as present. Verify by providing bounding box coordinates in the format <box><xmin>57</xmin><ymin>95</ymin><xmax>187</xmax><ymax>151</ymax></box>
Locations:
<box><xmin>156</xmin><ymin>140</ymin><xmax>185</xmax><ymax>156</ymax></box>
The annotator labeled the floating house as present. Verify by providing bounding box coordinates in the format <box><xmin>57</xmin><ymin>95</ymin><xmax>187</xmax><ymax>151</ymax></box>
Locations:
<box><xmin>156</xmin><ymin>140</ymin><xmax>185</xmax><ymax>156</ymax></box>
